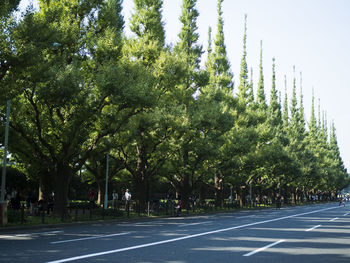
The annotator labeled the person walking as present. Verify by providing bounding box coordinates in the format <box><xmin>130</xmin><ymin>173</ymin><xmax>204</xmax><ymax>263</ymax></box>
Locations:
<box><xmin>124</xmin><ymin>189</ymin><xmax>131</xmax><ymax>216</ymax></box>
<box><xmin>276</xmin><ymin>194</ymin><xmax>281</xmax><ymax>210</ymax></box>
<box><xmin>88</xmin><ymin>188</ymin><xmax>95</xmax><ymax>209</ymax></box>
<box><xmin>175</xmin><ymin>199</ymin><xmax>182</xmax><ymax>216</ymax></box>
<box><xmin>112</xmin><ymin>190</ymin><xmax>118</xmax><ymax>209</ymax></box>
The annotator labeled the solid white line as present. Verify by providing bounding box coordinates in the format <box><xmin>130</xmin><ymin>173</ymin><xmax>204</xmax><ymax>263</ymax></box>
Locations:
<box><xmin>178</xmin><ymin>221</ymin><xmax>212</xmax><ymax>227</ymax></box>
<box><xmin>305</xmin><ymin>225</ymin><xmax>322</xmax><ymax>232</ymax></box>
<box><xmin>243</xmin><ymin>239</ymin><xmax>285</xmax><ymax>257</ymax></box>
<box><xmin>51</xmin><ymin>232</ymin><xmax>130</xmax><ymax>244</ymax></box>
<box><xmin>329</xmin><ymin>217</ymin><xmax>339</xmax><ymax>222</ymax></box>
<box><xmin>45</xmin><ymin>205</ymin><xmax>340</xmax><ymax>263</ymax></box>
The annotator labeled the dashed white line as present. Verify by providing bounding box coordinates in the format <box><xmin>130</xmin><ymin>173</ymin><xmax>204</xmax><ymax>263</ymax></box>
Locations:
<box><xmin>329</xmin><ymin>217</ymin><xmax>339</xmax><ymax>222</ymax></box>
<box><xmin>51</xmin><ymin>232</ymin><xmax>130</xmax><ymax>244</ymax></box>
<box><xmin>243</xmin><ymin>239</ymin><xmax>285</xmax><ymax>257</ymax></box>
<box><xmin>305</xmin><ymin>225</ymin><xmax>322</xmax><ymax>232</ymax></box>
<box><xmin>236</xmin><ymin>215</ymin><xmax>256</xmax><ymax>219</ymax></box>
<box><xmin>344</xmin><ymin>212</ymin><xmax>350</xmax><ymax>216</ymax></box>
<box><xmin>0</xmin><ymin>230</ymin><xmax>63</xmax><ymax>239</ymax></box>
<box><xmin>178</xmin><ymin>221</ymin><xmax>212</xmax><ymax>227</ymax></box>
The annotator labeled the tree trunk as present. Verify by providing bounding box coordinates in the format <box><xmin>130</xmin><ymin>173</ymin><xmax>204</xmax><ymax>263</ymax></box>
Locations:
<box><xmin>133</xmin><ymin>134</ymin><xmax>149</xmax><ymax>213</ymax></box>
<box><xmin>239</xmin><ymin>187</ymin><xmax>243</xmax><ymax>208</ymax></box>
<box><xmin>214</xmin><ymin>174</ymin><xmax>223</xmax><ymax>207</ymax></box>
<box><xmin>53</xmin><ymin>163</ymin><xmax>72</xmax><ymax>219</ymax></box>
<box><xmin>179</xmin><ymin>173</ymin><xmax>191</xmax><ymax>211</ymax></box>
<box><xmin>97</xmin><ymin>181</ymin><xmax>104</xmax><ymax>206</ymax></box>
<box><xmin>38</xmin><ymin>167</ymin><xmax>52</xmax><ymax>202</ymax></box>
<box><xmin>135</xmin><ymin>176</ymin><xmax>147</xmax><ymax>213</ymax></box>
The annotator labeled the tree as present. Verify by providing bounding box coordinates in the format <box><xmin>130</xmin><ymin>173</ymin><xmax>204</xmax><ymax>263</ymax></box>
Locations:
<box><xmin>329</xmin><ymin>122</ymin><xmax>349</xmax><ymax>192</ymax></box>
<box><xmin>165</xmin><ymin>0</ymin><xmax>204</xmax><ymax>209</ymax></box>
<box><xmin>3</xmin><ymin>0</ymin><xmax>154</xmax><ymax>217</ymax></box>
<box><xmin>256</xmin><ymin>41</ymin><xmax>267</xmax><ymax>111</ymax></box>
<box><xmin>0</xmin><ymin>0</ymin><xmax>20</xmax><ymax>100</ymax></box>
<box><xmin>226</xmin><ymin>14</ymin><xmax>259</xmax><ymax>207</ymax></box>
<box><xmin>130</xmin><ymin>0</ymin><xmax>165</xmax><ymax>49</ymax></box>
<box><xmin>209</xmin><ymin>0</ymin><xmax>233</xmax><ymax>91</ymax></box>
<box><xmin>118</xmin><ymin>0</ymin><xmax>191</xmax><ymax>212</ymax></box>
<box><xmin>200</xmin><ymin>0</ymin><xmax>235</xmax><ymax>207</ymax></box>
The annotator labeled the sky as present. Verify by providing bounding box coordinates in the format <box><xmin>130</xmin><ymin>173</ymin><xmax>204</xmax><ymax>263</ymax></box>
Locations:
<box><xmin>19</xmin><ymin>0</ymin><xmax>350</xmax><ymax>170</ymax></box>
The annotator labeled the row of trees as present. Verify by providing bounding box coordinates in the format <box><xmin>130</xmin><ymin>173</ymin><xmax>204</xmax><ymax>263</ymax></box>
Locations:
<box><xmin>1</xmin><ymin>0</ymin><xmax>348</xmax><ymax>216</ymax></box>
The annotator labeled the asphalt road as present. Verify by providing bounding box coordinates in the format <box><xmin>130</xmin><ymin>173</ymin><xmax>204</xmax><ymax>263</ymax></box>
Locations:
<box><xmin>1</xmin><ymin>202</ymin><xmax>349</xmax><ymax>263</ymax></box>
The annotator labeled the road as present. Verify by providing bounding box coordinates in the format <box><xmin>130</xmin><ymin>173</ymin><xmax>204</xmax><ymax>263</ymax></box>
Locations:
<box><xmin>0</xmin><ymin>203</ymin><xmax>349</xmax><ymax>263</ymax></box>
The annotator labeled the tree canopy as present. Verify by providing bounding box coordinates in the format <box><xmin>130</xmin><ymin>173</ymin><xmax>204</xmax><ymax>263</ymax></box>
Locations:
<box><xmin>1</xmin><ymin>0</ymin><xmax>348</xmax><ymax>216</ymax></box>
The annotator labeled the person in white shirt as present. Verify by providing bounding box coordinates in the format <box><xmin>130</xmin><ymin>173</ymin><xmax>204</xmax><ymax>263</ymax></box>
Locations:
<box><xmin>124</xmin><ymin>189</ymin><xmax>131</xmax><ymax>215</ymax></box>
<box><xmin>124</xmin><ymin>189</ymin><xmax>131</xmax><ymax>201</ymax></box>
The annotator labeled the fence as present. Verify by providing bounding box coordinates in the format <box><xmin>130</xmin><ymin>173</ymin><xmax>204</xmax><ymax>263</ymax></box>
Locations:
<box><xmin>5</xmin><ymin>197</ymin><xmax>331</xmax><ymax>226</ymax></box>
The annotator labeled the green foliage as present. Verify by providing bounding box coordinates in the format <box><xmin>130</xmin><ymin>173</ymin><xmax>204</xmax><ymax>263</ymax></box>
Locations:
<box><xmin>0</xmin><ymin>0</ymin><xmax>347</xmax><ymax>216</ymax></box>
<box><xmin>207</xmin><ymin>0</ymin><xmax>233</xmax><ymax>91</ymax></box>
<box><xmin>130</xmin><ymin>0</ymin><xmax>165</xmax><ymax>48</ymax></box>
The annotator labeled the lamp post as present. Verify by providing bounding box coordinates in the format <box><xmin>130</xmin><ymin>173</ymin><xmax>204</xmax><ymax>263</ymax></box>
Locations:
<box><xmin>1</xmin><ymin>100</ymin><xmax>10</xmax><ymax>225</ymax></box>
<box><xmin>104</xmin><ymin>153</ymin><xmax>109</xmax><ymax>210</ymax></box>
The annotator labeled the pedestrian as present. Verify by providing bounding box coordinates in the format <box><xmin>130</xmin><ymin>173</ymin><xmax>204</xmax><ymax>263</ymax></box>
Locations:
<box><xmin>175</xmin><ymin>199</ymin><xmax>182</xmax><ymax>216</ymax></box>
<box><xmin>124</xmin><ymin>189</ymin><xmax>131</xmax><ymax>201</ymax></box>
<box><xmin>88</xmin><ymin>188</ymin><xmax>95</xmax><ymax>209</ymax></box>
<box><xmin>26</xmin><ymin>191</ymin><xmax>32</xmax><ymax>210</ymax></box>
<box><xmin>30</xmin><ymin>192</ymin><xmax>38</xmax><ymax>214</ymax></box>
<box><xmin>47</xmin><ymin>193</ymin><xmax>54</xmax><ymax>215</ymax></box>
<box><xmin>263</xmin><ymin>195</ymin><xmax>267</xmax><ymax>206</ymax></box>
<box><xmin>124</xmin><ymin>189</ymin><xmax>131</xmax><ymax>216</ymax></box>
<box><xmin>13</xmin><ymin>191</ymin><xmax>22</xmax><ymax>210</ymax></box>
<box><xmin>112</xmin><ymin>190</ymin><xmax>118</xmax><ymax>209</ymax></box>
<box><xmin>276</xmin><ymin>194</ymin><xmax>281</xmax><ymax>210</ymax></box>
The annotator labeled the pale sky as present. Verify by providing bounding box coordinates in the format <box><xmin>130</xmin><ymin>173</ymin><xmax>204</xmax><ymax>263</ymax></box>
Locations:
<box><xmin>19</xmin><ymin>0</ymin><xmax>350</xmax><ymax>170</ymax></box>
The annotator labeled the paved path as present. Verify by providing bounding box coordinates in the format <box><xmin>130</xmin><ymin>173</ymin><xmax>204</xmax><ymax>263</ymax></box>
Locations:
<box><xmin>1</xmin><ymin>203</ymin><xmax>349</xmax><ymax>262</ymax></box>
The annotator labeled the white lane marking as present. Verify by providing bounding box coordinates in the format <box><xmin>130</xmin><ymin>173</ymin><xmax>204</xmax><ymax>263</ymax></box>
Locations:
<box><xmin>19</xmin><ymin>231</ymin><xmax>64</xmax><ymax>237</ymax></box>
<box><xmin>305</xmin><ymin>225</ymin><xmax>322</xmax><ymax>232</ymax></box>
<box><xmin>243</xmin><ymin>239</ymin><xmax>285</xmax><ymax>257</ymax></box>
<box><xmin>329</xmin><ymin>217</ymin><xmax>339</xmax><ymax>222</ymax></box>
<box><xmin>51</xmin><ymin>232</ymin><xmax>130</xmax><ymax>244</ymax></box>
<box><xmin>178</xmin><ymin>221</ymin><xmax>212</xmax><ymax>227</ymax></box>
<box><xmin>236</xmin><ymin>215</ymin><xmax>255</xmax><ymax>219</ymax></box>
<box><xmin>0</xmin><ymin>230</ymin><xmax>63</xmax><ymax>239</ymax></box>
<box><xmin>344</xmin><ymin>212</ymin><xmax>350</xmax><ymax>216</ymax></box>
<box><xmin>45</xmin><ymin>205</ymin><xmax>340</xmax><ymax>263</ymax></box>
